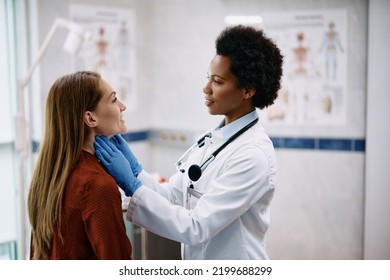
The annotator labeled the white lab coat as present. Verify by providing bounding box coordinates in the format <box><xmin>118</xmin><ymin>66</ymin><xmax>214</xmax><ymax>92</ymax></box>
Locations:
<box><xmin>126</xmin><ymin>111</ymin><xmax>277</xmax><ymax>259</ymax></box>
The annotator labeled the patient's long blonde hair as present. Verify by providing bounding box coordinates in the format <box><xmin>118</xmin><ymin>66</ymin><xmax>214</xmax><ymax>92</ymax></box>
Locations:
<box><xmin>28</xmin><ymin>71</ymin><xmax>102</xmax><ymax>259</ymax></box>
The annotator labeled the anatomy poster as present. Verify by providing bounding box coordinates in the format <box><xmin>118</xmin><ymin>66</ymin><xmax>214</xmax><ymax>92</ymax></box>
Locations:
<box><xmin>260</xmin><ymin>9</ymin><xmax>347</xmax><ymax>125</ymax></box>
<box><xmin>70</xmin><ymin>4</ymin><xmax>137</xmax><ymax>111</ymax></box>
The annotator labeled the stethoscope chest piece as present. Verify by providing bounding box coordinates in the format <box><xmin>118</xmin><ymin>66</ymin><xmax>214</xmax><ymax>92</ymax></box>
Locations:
<box><xmin>178</xmin><ymin>117</ymin><xmax>258</xmax><ymax>183</ymax></box>
<box><xmin>188</xmin><ymin>164</ymin><xmax>202</xmax><ymax>182</ymax></box>
<box><xmin>187</xmin><ymin>118</ymin><xmax>258</xmax><ymax>182</ymax></box>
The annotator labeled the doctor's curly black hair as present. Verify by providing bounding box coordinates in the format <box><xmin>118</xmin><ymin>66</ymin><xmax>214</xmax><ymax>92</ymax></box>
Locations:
<box><xmin>215</xmin><ymin>25</ymin><xmax>283</xmax><ymax>109</ymax></box>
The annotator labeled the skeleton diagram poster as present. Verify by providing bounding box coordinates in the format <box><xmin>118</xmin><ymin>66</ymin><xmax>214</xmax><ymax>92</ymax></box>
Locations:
<box><xmin>70</xmin><ymin>4</ymin><xmax>137</xmax><ymax>111</ymax></box>
<box><xmin>260</xmin><ymin>9</ymin><xmax>347</xmax><ymax>125</ymax></box>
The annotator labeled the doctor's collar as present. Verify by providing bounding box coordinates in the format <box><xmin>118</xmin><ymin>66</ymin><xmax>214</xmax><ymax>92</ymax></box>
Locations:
<box><xmin>218</xmin><ymin>110</ymin><xmax>258</xmax><ymax>140</ymax></box>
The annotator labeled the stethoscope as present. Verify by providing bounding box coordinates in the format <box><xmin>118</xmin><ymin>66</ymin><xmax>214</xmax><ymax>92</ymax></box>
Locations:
<box><xmin>175</xmin><ymin>117</ymin><xmax>259</xmax><ymax>198</ymax></box>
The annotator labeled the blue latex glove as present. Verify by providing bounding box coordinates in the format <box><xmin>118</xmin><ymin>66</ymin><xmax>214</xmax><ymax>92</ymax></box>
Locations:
<box><xmin>94</xmin><ymin>136</ymin><xmax>142</xmax><ymax>196</ymax></box>
<box><xmin>109</xmin><ymin>134</ymin><xmax>143</xmax><ymax>176</ymax></box>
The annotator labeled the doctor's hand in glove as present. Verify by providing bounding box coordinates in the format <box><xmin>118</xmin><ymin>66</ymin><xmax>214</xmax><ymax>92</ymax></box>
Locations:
<box><xmin>94</xmin><ymin>136</ymin><xmax>142</xmax><ymax>196</ymax></box>
<box><xmin>108</xmin><ymin>134</ymin><xmax>143</xmax><ymax>176</ymax></box>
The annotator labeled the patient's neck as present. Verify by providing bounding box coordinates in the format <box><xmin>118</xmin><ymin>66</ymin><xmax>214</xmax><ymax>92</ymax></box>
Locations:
<box><xmin>83</xmin><ymin>132</ymin><xmax>95</xmax><ymax>154</ymax></box>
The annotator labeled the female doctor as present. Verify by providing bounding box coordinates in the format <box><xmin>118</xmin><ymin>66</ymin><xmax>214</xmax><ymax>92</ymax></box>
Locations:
<box><xmin>95</xmin><ymin>25</ymin><xmax>283</xmax><ymax>259</ymax></box>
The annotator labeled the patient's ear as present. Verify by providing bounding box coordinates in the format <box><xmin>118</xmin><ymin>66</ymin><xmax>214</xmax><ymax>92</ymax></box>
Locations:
<box><xmin>84</xmin><ymin>111</ymin><xmax>98</xmax><ymax>128</ymax></box>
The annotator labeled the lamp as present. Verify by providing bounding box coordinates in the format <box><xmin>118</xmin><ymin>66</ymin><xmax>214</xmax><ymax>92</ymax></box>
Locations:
<box><xmin>15</xmin><ymin>18</ymin><xmax>90</xmax><ymax>259</ymax></box>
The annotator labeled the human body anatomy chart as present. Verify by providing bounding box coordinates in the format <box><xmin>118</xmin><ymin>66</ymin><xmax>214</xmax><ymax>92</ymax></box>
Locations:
<box><xmin>261</xmin><ymin>9</ymin><xmax>347</xmax><ymax>125</ymax></box>
<box><xmin>70</xmin><ymin>4</ymin><xmax>137</xmax><ymax>111</ymax></box>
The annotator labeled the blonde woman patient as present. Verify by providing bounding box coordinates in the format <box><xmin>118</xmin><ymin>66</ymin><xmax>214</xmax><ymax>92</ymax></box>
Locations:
<box><xmin>28</xmin><ymin>71</ymin><xmax>132</xmax><ymax>259</ymax></box>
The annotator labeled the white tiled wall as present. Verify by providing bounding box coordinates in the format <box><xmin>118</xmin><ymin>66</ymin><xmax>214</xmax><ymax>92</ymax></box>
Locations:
<box><xmin>268</xmin><ymin>150</ymin><xmax>364</xmax><ymax>259</ymax></box>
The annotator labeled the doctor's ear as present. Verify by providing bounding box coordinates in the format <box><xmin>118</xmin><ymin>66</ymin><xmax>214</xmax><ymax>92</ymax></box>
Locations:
<box><xmin>84</xmin><ymin>111</ymin><xmax>98</xmax><ymax>128</ymax></box>
<box><xmin>243</xmin><ymin>87</ymin><xmax>255</xmax><ymax>99</ymax></box>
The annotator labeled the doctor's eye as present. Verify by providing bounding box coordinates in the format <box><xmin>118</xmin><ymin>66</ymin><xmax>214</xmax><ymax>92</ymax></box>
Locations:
<box><xmin>212</xmin><ymin>78</ymin><xmax>222</xmax><ymax>85</ymax></box>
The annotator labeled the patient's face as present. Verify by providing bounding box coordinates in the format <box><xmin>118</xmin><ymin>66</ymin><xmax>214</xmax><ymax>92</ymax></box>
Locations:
<box><xmin>93</xmin><ymin>79</ymin><xmax>127</xmax><ymax>138</ymax></box>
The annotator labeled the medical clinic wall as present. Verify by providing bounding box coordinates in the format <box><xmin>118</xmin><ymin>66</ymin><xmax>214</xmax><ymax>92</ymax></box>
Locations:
<box><xmin>34</xmin><ymin>0</ymin><xmax>369</xmax><ymax>259</ymax></box>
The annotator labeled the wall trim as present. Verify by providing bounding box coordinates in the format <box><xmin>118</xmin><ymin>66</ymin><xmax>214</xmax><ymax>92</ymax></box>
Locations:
<box><xmin>32</xmin><ymin>130</ymin><xmax>365</xmax><ymax>153</ymax></box>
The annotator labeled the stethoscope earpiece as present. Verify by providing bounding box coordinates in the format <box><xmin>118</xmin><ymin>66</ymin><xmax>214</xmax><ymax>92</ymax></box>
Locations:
<box><xmin>188</xmin><ymin>164</ymin><xmax>202</xmax><ymax>182</ymax></box>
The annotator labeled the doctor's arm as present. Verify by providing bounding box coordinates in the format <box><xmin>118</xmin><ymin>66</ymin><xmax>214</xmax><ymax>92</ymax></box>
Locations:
<box><xmin>94</xmin><ymin>135</ymin><xmax>183</xmax><ymax>204</ymax></box>
<box><xmin>127</xmin><ymin>146</ymin><xmax>274</xmax><ymax>245</ymax></box>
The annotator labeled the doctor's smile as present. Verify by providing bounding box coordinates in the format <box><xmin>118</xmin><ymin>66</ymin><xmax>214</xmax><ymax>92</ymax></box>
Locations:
<box><xmin>204</xmin><ymin>98</ymin><xmax>214</xmax><ymax>106</ymax></box>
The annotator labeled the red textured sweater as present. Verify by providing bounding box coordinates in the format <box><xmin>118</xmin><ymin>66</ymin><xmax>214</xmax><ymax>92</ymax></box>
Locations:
<box><xmin>31</xmin><ymin>151</ymin><xmax>132</xmax><ymax>260</ymax></box>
